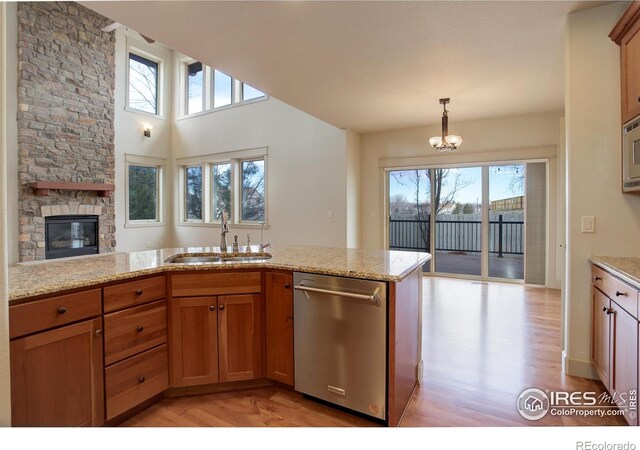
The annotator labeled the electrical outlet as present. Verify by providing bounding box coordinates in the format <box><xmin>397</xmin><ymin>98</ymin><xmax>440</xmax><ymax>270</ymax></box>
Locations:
<box><xmin>581</xmin><ymin>216</ymin><xmax>595</xmax><ymax>233</ymax></box>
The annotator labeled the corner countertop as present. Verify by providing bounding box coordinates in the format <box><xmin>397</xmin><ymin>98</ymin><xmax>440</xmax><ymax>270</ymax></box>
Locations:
<box><xmin>8</xmin><ymin>245</ymin><xmax>431</xmax><ymax>303</ymax></box>
<box><xmin>589</xmin><ymin>255</ymin><xmax>640</xmax><ymax>290</ymax></box>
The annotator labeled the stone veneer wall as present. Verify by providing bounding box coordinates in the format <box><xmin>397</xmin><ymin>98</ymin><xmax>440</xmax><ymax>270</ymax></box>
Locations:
<box><xmin>17</xmin><ymin>2</ymin><xmax>116</xmax><ymax>261</ymax></box>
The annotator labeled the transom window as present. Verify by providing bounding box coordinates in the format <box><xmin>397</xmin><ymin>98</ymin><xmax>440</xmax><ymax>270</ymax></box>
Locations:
<box><xmin>182</xmin><ymin>60</ymin><xmax>268</xmax><ymax>116</ymax></box>
<box><xmin>128</xmin><ymin>52</ymin><xmax>159</xmax><ymax>115</ymax></box>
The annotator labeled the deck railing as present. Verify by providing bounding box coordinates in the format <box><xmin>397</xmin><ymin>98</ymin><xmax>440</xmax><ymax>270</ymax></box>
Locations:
<box><xmin>389</xmin><ymin>215</ymin><xmax>524</xmax><ymax>256</ymax></box>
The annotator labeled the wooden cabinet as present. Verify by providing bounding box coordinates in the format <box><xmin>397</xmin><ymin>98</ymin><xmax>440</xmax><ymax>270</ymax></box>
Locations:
<box><xmin>591</xmin><ymin>263</ymin><xmax>639</xmax><ymax>426</ymax></box>
<box><xmin>218</xmin><ymin>294</ymin><xmax>262</xmax><ymax>382</ymax></box>
<box><xmin>170</xmin><ymin>294</ymin><xmax>262</xmax><ymax>387</ymax></box>
<box><xmin>592</xmin><ymin>287</ymin><xmax>611</xmax><ymax>389</ymax></box>
<box><xmin>611</xmin><ymin>3</ymin><xmax>640</xmax><ymax>124</ymax></box>
<box><xmin>610</xmin><ymin>301</ymin><xmax>639</xmax><ymax>426</ymax></box>
<box><xmin>265</xmin><ymin>271</ymin><xmax>294</xmax><ymax>386</ymax></box>
<box><xmin>10</xmin><ymin>318</ymin><xmax>104</xmax><ymax>426</ymax></box>
<box><xmin>102</xmin><ymin>279</ymin><xmax>169</xmax><ymax>421</ymax></box>
<box><xmin>169</xmin><ymin>297</ymin><xmax>219</xmax><ymax>387</ymax></box>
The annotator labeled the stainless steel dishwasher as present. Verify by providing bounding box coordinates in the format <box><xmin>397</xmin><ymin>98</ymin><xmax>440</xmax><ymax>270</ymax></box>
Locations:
<box><xmin>293</xmin><ymin>272</ymin><xmax>387</xmax><ymax>420</ymax></box>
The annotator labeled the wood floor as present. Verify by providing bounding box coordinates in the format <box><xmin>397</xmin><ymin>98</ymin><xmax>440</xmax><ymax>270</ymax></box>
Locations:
<box><xmin>121</xmin><ymin>277</ymin><xmax>627</xmax><ymax>427</ymax></box>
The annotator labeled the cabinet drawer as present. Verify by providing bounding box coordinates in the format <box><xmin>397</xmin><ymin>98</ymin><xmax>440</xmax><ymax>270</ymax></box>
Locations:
<box><xmin>105</xmin><ymin>344</ymin><xmax>168</xmax><ymax>420</ymax></box>
<box><xmin>104</xmin><ymin>276</ymin><xmax>166</xmax><ymax>313</ymax></box>
<box><xmin>172</xmin><ymin>271</ymin><xmax>261</xmax><ymax>297</ymax></box>
<box><xmin>104</xmin><ymin>300</ymin><xmax>167</xmax><ymax>366</ymax></box>
<box><xmin>592</xmin><ymin>266</ymin><xmax>638</xmax><ymax>319</ymax></box>
<box><xmin>9</xmin><ymin>289</ymin><xmax>102</xmax><ymax>339</ymax></box>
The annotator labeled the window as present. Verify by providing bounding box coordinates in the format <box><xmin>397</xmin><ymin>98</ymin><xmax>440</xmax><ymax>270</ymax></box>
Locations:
<box><xmin>181</xmin><ymin>58</ymin><xmax>268</xmax><ymax>116</ymax></box>
<box><xmin>213</xmin><ymin>70</ymin><xmax>232</xmax><ymax>108</ymax></box>
<box><xmin>128</xmin><ymin>53</ymin><xmax>159</xmax><ymax>114</ymax></box>
<box><xmin>185</xmin><ymin>165</ymin><xmax>203</xmax><ymax>220</ymax></box>
<box><xmin>178</xmin><ymin>149</ymin><xmax>267</xmax><ymax>226</ymax></box>
<box><xmin>187</xmin><ymin>62</ymin><xmax>204</xmax><ymax>114</ymax></box>
<box><xmin>212</xmin><ymin>163</ymin><xmax>231</xmax><ymax>221</ymax></box>
<box><xmin>125</xmin><ymin>155</ymin><xmax>165</xmax><ymax>226</ymax></box>
<box><xmin>242</xmin><ymin>83</ymin><xmax>265</xmax><ymax>102</ymax></box>
<box><xmin>241</xmin><ymin>160</ymin><xmax>265</xmax><ymax>221</ymax></box>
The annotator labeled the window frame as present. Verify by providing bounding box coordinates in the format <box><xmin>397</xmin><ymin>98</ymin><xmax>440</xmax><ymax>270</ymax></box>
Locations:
<box><xmin>124</xmin><ymin>154</ymin><xmax>166</xmax><ymax>228</ymax></box>
<box><xmin>125</xmin><ymin>44</ymin><xmax>165</xmax><ymax>119</ymax></box>
<box><xmin>177</xmin><ymin>148</ymin><xmax>268</xmax><ymax>228</ymax></box>
<box><xmin>241</xmin><ymin>82</ymin><xmax>267</xmax><ymax>103</ymax></box>
<box><xmin>179</xmin><ymin>57</ymin><xmax>268</xmax><ymax>119</ymax></box>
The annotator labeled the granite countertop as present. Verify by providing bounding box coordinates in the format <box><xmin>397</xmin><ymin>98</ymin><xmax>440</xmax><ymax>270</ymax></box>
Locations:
<box><xmin>589</xmin><ymin>255</ymin><xmax>640</xmax><ymax>290</ymax></box>
<box><xmin>8</xmin><ymin>245</ymin><xmax>431</xmax><ymax>303</ymax></box>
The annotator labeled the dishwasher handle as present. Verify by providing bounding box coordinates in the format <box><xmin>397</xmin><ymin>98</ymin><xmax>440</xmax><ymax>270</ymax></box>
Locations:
<box><xmin>294</xmin><ymin>282</ymin><xmax>381</xmax><ymax>303</ymax></box>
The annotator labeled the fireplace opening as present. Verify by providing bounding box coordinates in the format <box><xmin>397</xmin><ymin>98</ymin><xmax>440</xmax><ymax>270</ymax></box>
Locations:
<box><xmin>45</xmin><ymin>215</ymin><xmax>99</xmax><ymax>260</ymax></box>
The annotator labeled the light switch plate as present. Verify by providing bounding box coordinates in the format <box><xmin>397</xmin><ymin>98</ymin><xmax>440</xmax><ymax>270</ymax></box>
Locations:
<box><xmin>581</xmin><ymin>216</ymin><xmax>595</xmax><ymax>233</ymax></box>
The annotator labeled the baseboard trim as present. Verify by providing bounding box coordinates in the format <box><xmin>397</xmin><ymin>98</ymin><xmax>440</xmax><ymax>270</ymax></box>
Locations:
<box><xmin>565</xmin><ymin>354</ymin><xmax>598</xmax><ymax>380</ymax></box>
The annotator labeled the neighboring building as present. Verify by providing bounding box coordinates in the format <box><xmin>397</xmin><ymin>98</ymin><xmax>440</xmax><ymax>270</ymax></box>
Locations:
<box><xmin>490</xmin><ymin>195</ymin><xmax>524</xmax><ymax>211</ymax></box>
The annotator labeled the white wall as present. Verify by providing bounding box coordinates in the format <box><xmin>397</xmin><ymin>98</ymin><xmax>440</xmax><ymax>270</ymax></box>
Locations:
<box><xmin>359</xmin><ymin>112</ymin><xmax>564</xmax><ymax>286</ymax></box>
<box><xmin>564</xmin><ymin>2</ymin><xmax>640</xmax><ymax>377</ymax></box>
<box><xmin>171</xmin><ymin>54</ymin><xmax>351</xmax><ymax>249</ymax></box>
<box><xmin>1</xmin><ymin>2</ymin><xmax>13</xmax><ymax>426</ymax></box>
<box><xmin>346</xmin><ymin>128</ymin><xmax>361</xmax><ymax>248</ymax></box>
<box><xmin>113</xmin><ymin>29</ymin><xmax>173</xmax><ymax>252</ymax></box>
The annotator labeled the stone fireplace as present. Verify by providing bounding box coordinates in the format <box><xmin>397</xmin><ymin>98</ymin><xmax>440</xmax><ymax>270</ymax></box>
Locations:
<box><xmin>16</xmin><ymin>2</ymin><xmax>116</xmax><ymax>261</ymax></box>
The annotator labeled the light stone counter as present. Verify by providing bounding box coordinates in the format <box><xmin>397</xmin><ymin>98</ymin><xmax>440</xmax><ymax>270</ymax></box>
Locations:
<box><xmin>9</xmin><ymin>245</ymin><xmax>431</xmax><ymax>303</ymax></box>
<box><xmin>589</xmin><ymin>255</ymin><xmax>640</xmax><ymax>290</ymax></box>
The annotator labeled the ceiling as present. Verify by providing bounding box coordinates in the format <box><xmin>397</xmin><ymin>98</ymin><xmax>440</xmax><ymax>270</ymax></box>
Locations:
<box><xmin>84</xmin><ymin>1</ymin><xmax>615</xmax><ymax>133</ymax></box>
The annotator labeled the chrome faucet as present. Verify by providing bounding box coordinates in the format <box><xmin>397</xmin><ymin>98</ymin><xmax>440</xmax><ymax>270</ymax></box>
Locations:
<box><xmin>220</xmin><ymin>211</ymin><xmax>229</xmax><ymax>253</ymax></box>
<box><xmin>259</xmin><ymin>222</ymin><xmax>271</xmax><ymax>254</ymax></box>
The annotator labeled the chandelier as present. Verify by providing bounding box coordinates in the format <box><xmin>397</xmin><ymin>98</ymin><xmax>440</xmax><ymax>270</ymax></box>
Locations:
<box><xmin>429</xmin><ymin>98</ymin><xmax>462</xmax><ymax>152</ymax></box>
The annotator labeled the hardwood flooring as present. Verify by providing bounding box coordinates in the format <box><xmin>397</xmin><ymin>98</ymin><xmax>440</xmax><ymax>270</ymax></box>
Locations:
<box><xmin>121</xmin><ymin>277</ymin><xmax>627</xmax><ymax>427</ymax></box>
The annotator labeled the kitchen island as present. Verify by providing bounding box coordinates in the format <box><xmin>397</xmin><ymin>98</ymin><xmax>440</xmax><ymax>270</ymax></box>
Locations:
<box><xmin>7</xmin><ymin>245</ymin><xmax>430</xmax><ymax>427</ymax></box>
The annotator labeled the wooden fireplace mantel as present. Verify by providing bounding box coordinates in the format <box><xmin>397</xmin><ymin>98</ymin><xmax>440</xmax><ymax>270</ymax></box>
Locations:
<box><xmin>29</xmin><ymin>181</ymin><xmax>115</xmax><ymax>197</ymax></box>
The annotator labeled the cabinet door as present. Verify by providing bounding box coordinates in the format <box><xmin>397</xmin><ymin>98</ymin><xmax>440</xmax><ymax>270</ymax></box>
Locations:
<box><xmin>10</xmin><ymin>318</ymin><xmax>104</xmax><ymax>426</ymax></box>
<box><xmin>265</xmin><ymin>271</ymin><xmax>294</xmax><ymax>386</ymax></box>
<box><xmin>622</xmin><ymin>25</ymin><xmax>640</xmax><ymax>123</ymax></box>
<box><xmin>169</xmin><ymin>296</ymin><xmax>219</xmax><ymax>387</ymax></box>
<box><xmin>610</xmin><ymin>301</ymin><xmax>639</xmax><ymax>426</ymax></box>
<box><xmin>218</xmin><ymin>294</ymin><xmax>262</xmax><ymax>382</ymax></box>
<box><xmin>592</xmin><ymin>288</ymin><xmax>610</xmax><ymax>389</ymax></box>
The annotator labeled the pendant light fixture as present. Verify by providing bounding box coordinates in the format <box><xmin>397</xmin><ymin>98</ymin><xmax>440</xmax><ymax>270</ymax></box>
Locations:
<box><xmin>429</xmin><ymin>98</ymin><xmax>462</xmax><ymax>152</ymax></box>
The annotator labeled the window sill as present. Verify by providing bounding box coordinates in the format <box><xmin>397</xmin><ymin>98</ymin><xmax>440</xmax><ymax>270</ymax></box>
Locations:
<box><xmin>178</xmin><ymin>222</ymin><xmax>270</xmax><ymax>230</ymax></box>
<box><xmin>125</xmin><ymin>221</ymin><xmax>166</xmax><ymax>229</ymax></box>
<box><xmin>176</xmin><ymin>96</ymin><xmax>269</xmax><ymax>121</ymax></box>
<box><xmin>124</xmin><ymin>106</ymin><xmax>167</xmax><ymax>121</ymax></box>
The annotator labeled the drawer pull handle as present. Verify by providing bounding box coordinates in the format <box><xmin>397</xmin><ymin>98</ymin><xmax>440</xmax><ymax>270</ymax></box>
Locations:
<box><xmin>209</xmin><ymin>305</ymin><xmax>216</xmax><ymax>311</ymax></box>
<box><xmin>138</xmin><ymin>376</ymin><xmax>145</xmax><ymax>384</ymax></box>
<box><xmin>606</xmin><ymin>308</ymin><xmax>615</xmax><ymax>315</ymax></box>
<box><xmin>135</xmin><ymin>289</ymin><xmax>143</xmax><ymax>296</ymax></box>
<box><xmin>95</xmin><ymin>329</ymin><xmax>102</xmax><ymax>336</ymax></box>
<box><xmin>593</xmin><ymin>276</ymin><xmax>602</xmax><ymax>282</ymax></box>
<box><xmin>615</xmin><ymin>291</ymin><xmax>626</xmax><ymax>297</ymax></box>
<box><xmin>219</xmin><ymin>304</ymin><xmax>225</xmax><ymax>311</ymax></box>
<box><xmin>57</xmin><ymin>307</ymin><xmax>67</xmax><ymax>315</ymax></box>
<box><xmin>136</xmin><ymin>326</ymin><xmax>144</xmax><ymax>333</ymax></box>
<box><xmin>284</xmin><ymin>283</ymin><xmax>291</xmax><ymax>289</ymax></box>
<box><xmin>602</xmin><ymin>306</ymin><xmax>607</xmax><ymax>312</ymax></box>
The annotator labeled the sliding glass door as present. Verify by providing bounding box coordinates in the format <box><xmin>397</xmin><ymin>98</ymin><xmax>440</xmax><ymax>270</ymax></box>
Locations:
<box><xmin>387</xmin><ymin>161</ymin><xmax>546</xmax><ymax>283</ymax></box>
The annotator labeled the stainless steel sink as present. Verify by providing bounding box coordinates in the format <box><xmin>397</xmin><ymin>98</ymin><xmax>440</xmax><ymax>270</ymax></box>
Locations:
<box><xmin>166</xmin><ymin>256</ymin><xmax>220</xmax><ymax>264</ymax></box>
<box><xmin>220</xmin><ymin>254</ymin><xmax>272</xmax><ymax>262</ymax></box>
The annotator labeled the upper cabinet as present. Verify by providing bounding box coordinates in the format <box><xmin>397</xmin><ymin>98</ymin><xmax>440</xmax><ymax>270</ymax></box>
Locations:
<box><xmin>611</xmin><ymin>2</ymin><xmax>640</xmax><ymax>123</ymax></box>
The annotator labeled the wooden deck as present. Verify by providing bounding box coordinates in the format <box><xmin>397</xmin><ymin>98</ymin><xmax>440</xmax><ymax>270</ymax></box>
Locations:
<box><xmin>433</xmin><ymin>251</ymin><xmax>524</xmax><ymax>280</ymax></box>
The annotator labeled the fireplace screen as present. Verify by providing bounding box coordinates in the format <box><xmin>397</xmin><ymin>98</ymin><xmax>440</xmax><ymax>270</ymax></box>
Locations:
<box><xmin>45</xmin><ymin>215</ymin><xmax>99</xmax><ymax>259</ymax></box>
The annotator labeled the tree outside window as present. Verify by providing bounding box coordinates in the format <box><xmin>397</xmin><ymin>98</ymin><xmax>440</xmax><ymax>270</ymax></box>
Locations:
<box><xmin>185</xmin><ymin>166</ymin><xmax>203</xmax><ymax>220</ymax></box>
<box><xmin>212</xmin><ymin>163</ymin><xmax>231</xmax><ymax>221</ymax></box>
<box><xmin>241</xmin><ymin>160</ymin><xmax>265</xmax><ymax>222</ymax></box>
<box><xmin>128</xmin><ymin>53</ymin><xmax>158</xmax><ymax>114</ymax></box>
<box><xmin>128</xmin><ymin>165</ymin><xmax>158</xmax><ymax>221</ymax></box>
